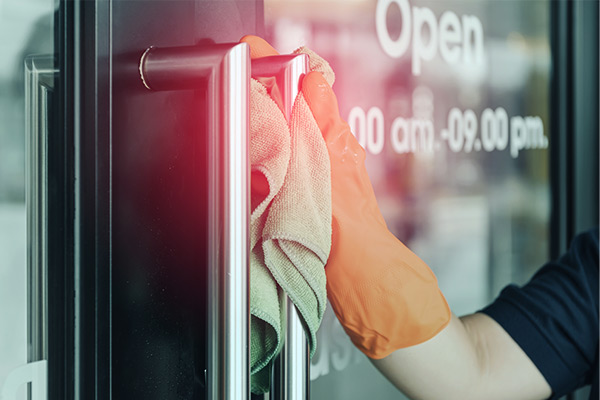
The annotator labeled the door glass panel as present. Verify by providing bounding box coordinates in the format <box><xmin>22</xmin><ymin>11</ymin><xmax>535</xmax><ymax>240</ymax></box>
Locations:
<box><xmin>265</xmin><ymin>1</ymin><xmax>551</xmax><ymax>398</ymax></box>
<box><xmin>0</xmin><ymin>0</ymin><xmax>54</xmax><ymax>398</ymax></box>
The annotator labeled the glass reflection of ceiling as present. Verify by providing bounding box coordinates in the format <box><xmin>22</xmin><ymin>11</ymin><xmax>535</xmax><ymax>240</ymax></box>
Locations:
<box><xmin>0</xmin><ymin>0</ymin><xmax>54</xmax><ymax>82</ymax></box>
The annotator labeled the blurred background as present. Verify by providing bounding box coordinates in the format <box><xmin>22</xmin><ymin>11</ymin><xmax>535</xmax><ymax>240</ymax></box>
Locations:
<box><xmin>1</xmin><ymin>0</ymin><xmax>54</xmax><ymax>398</ymax></box>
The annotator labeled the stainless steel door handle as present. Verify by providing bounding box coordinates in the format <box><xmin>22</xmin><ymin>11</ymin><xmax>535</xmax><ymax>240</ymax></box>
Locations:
<box><xmin>251</xmin><ymin>54</ymin><xmax>311</xmax><ymax>400</ymax></box>
<box><xmin>139</xmin><ymin>43</ymin><xmax>250</xmax><ymax>400</ymax></box>
<box><xmin>139</xmin><ymin>46</ymin><xmax>311</xmax><ymax>400</ymax></box>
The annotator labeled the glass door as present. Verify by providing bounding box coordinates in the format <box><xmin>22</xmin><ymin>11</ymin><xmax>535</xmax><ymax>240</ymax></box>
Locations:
<box><xmin>263</xmin><ymin>0</ymin><xmax>554</xmax><ymax>398</ymax></box>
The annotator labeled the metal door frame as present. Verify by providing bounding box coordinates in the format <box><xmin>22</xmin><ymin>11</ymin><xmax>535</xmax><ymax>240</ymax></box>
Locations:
<box><xmin>550</xmin><ymin>0</ymin><xmax>599</xmax><ymax>257</ymax></box>
<box><xmin>53</xmin><ymin>0</ymin><xmax>112</xmax><ymax>398</ymax></box>
<box><xmin>550</xmin><ymin>1</ymin><xmax>598</xmax><ymax>398</ymax></box>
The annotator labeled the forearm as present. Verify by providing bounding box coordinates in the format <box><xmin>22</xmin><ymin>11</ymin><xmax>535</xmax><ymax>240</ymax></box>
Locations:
<box><xmin>369</xmin><ymin>313</ymin><xmax>483</xmax><ymax>400</ymax></box>
<box><xmin>369</xmin><ymin>313</ymin><xmax>552</xmax><ymax>400</ymax></box>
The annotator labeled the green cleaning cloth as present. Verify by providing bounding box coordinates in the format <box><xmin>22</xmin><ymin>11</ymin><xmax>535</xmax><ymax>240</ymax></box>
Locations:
<box><xmin>249</xmin><ymin>48</ymin><xmax>334</xmax><ymax>394</ymax></box>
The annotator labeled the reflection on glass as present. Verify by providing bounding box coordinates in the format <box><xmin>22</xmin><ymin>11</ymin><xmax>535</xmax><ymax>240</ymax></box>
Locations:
<box><xmin>25</xmin><ymin>53</ymin><xmax>57</xmax><ymax>372</ymax></box>
<box><xmin>265</xmin><ymin>1</ymin><xmax>550</xmax><ymax>398</ymax></box>
<box><xmin>0</xmin><ymin>0</ymin><xmax>54</xmax><ymax>398</ymax></box>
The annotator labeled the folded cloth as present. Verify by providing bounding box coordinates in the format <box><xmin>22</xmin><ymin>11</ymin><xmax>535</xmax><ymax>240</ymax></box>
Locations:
<box><xmin>249</xmin><ymin>47</ymin><xmax>334</xmax><ymax>393</ymax></box>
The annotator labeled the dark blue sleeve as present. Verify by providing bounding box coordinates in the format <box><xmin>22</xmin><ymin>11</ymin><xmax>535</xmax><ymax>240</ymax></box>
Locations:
<box><xmin>481</xmin><ymin>228</ymin><xmax>599</xmax><ymax>399</ymax></box>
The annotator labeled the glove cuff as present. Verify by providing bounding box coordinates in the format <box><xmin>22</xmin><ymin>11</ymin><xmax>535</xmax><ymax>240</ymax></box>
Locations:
<box><xmin>326</xmin><ymin>231</ymin><xmax>451</xmax><ymax>359</ymax></box>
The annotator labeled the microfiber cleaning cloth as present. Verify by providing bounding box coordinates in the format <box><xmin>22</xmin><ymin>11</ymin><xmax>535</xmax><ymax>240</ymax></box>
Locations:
<box><xmin>249</xmin><ymin>48</ymin><xmax>334</xmax><ymax>394</ymax></box>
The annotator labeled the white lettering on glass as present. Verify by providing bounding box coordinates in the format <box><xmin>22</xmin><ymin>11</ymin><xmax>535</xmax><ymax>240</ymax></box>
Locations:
<box><xmin>0</xmin><ymin>360</ymin><xmax>47</xmax><ymax>400</ymax></box>
<box><xmin>348</xmin><ymin>104</ymin><xmax>548</xmax><ymax>158</ymax></box>
<box><xmin>375</xmin><ymin>0</ymin><xmax>485</xmax><ymax>76</ymax></box>
<box><xmin>510</xmin><ymin>116</ymin><xmax>546</xmax><ymax>158</ymax></box>
<box><xmin>349</xmin><ymin>106</ymin><xmax>385</xmax><ymax>155</ymax></box>
<box><xmin>391</xmin><ymin>117</ymin><xmax>435</xmax><ymax>154</ymax></box>
<box><xmin>311</xmin><ymin>309</ymin><xmax>363</xmax><ymax>381</ymax></box>
<box><xmin>411</xmin><ymin>5</ymin><xmax>438</xmax><ymax>76</ymax></box>
<box><xmin>439</xmin><ymin>11</ymin><xmax>462</xmax><ymax>65</ymax></box>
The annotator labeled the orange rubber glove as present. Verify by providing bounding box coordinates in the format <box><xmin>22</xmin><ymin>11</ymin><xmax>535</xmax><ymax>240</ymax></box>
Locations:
<box><xmin>301</xmin><ymin>71</ymin><xmax>451</xmax><ymax>359</ymax></box>
<box><xmin>241</xmin><ymin>35</ymin><xmax>451</xmax><ymax>359</ymax></box>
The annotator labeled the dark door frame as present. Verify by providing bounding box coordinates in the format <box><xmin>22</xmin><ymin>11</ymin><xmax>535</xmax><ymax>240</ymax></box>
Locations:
<box><xmin>550</xmin><ymin>1</ymin><xmax>597</xmax><ymax>398</ymax></box>
<box><xmin>550</xmin><ymin>0</ymin><xmax>599</xmax><ymax>259</ymax></box>
<box><xmin>54</xmin><ymin>0</ymin><xmax>112</xmax><ymax>398</ymax></box>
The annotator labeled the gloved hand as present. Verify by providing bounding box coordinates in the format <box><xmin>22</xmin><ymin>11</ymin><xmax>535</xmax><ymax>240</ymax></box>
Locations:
<box><xmin>241</xmin><ymin>35</ymin><xmax>451</xmax><ymax>359</ymax></box>
<box><xmin>301</xmin><ymin>69</ymin><xmax>451</xmax><ymax>359</ymax></box>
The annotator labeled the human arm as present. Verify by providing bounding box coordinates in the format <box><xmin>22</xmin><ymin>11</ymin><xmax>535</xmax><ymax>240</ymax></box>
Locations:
<box><xmin>240</xmin><ymin>35</ymin><xmax>596</xmax><ymax>400</ymax></box>
<box><xmin>296</xmin><ymin>49</ymin><xmax>595</xmax><ymax>399</ymax></box>
<box><xmin>372</xmin><ymin>227</ymin><xmax>599</xmax><ymax>400</ymax></box>
<box><xmin>298</xmin><ymin>66</ymin><xmax>552</xmax><ymax>399</ymax></box>
<box><xmin>371</xmin><ymin>312</ymin><xmax>551</xmax><ymax>400</ymax></box>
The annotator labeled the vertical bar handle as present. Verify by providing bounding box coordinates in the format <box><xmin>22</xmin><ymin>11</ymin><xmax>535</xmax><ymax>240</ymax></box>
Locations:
<box><xmin>251</xmin><ymin>54</ymin><xmax>311</xmax><ymax>400</ymax></box>
<box><xmin>139</xmin><ymin>43</ymin><xmax>251</xmax><ymax>400</ymax></box>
